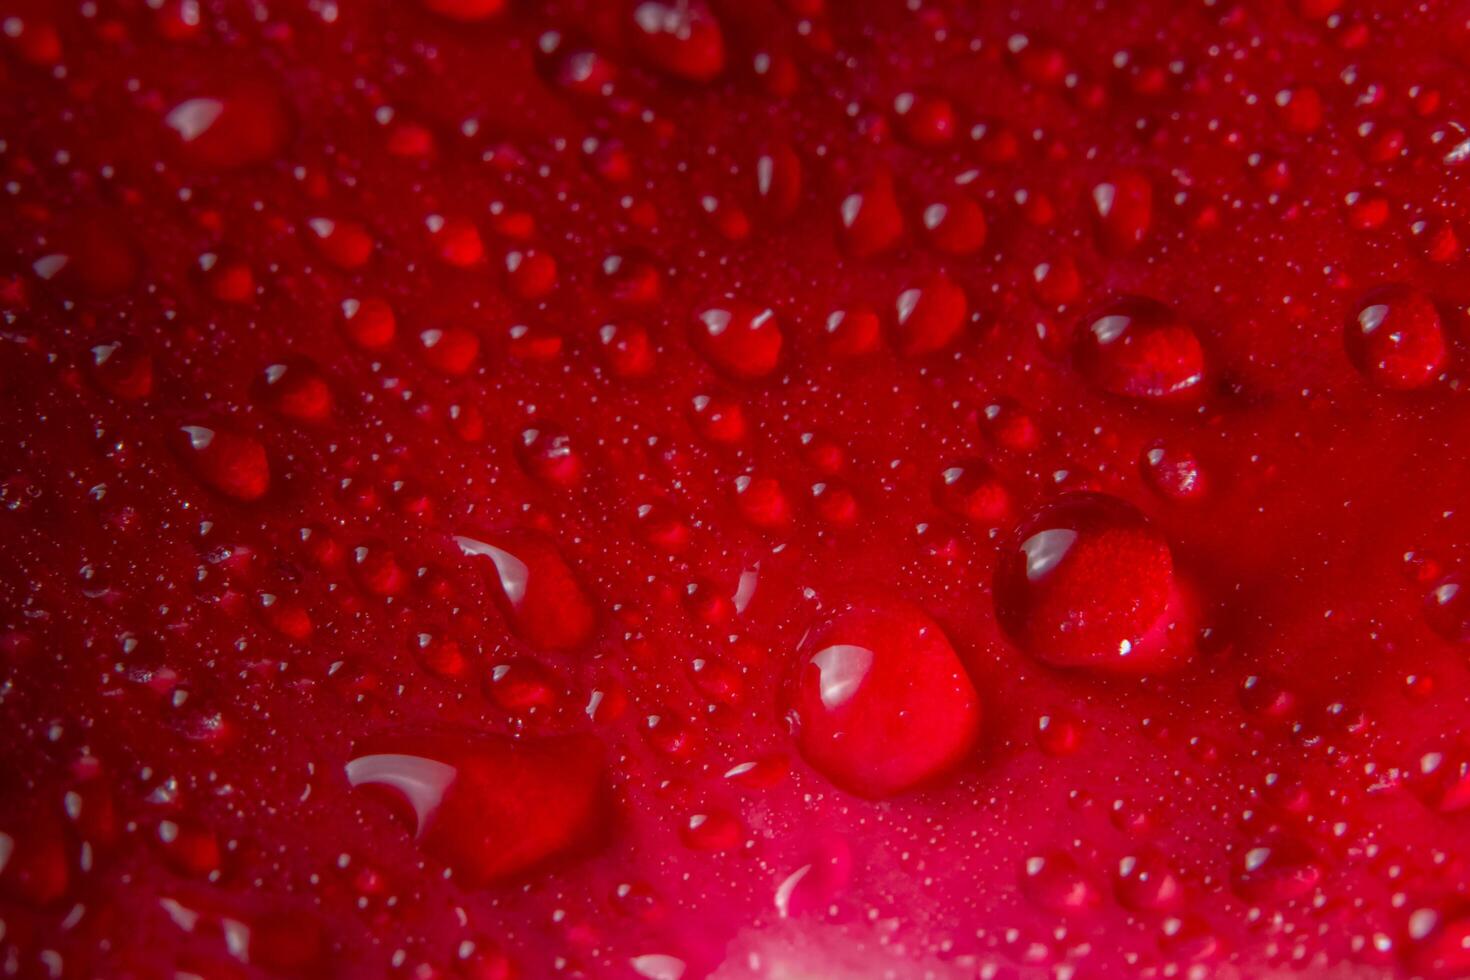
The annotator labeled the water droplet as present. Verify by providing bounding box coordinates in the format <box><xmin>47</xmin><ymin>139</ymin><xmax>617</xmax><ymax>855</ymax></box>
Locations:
<box><xmin>694</xmin><ymin>303</ymin><xmax>784</xmax><ymax>380</ymax></box>
<box><xmin>456</xmin><ymin>531</ymin><xmax>597</xmax><ymax>652</ymax></box>
<box><xmin>1233</xmin><ymin>836</ymin><xmax>1321</xmax><ymax>902</ymax></box>
<box><xmin>516</xmin><ymin>424</ymin><xmax>584</xmax><ymax>488</ymax></box>
<box><xmin>340</xmin><ymin>297</ymin><xmax>396</xmax><ymax>350</ymax></box>
<box><xmin>734</xmin><ymin>474</ymin><xmax>794</xmax><ymax>530</ymax></box>
<box><xmin>305</xmin><ymin>216</ymin><xmax>374</xmax><ymax>270</ymax></box>
<box><xmin>629</xmin><ymin>1</ymin><xmax>726</xmax><ymax>82</ymax></box>
<box><xmin>89</xmin><ymin>341</ymin><xmax>154</xmax><ymax>400</ymax></box>
<box><xmin>1345</xmin><ymin>285</ymin><xmax>1446</xmax><ymax>391</ymax></box>
<box><xmin>680</xmin><ymin>809</ymin><xmax>742</xmax><ymax>852</ymax></box>
<box><xmin>1021</xmin><ymin>850</ymin><xmax>1100</xmax><ymax>914</ymax></box>
<box><xmin>994</xmin><ymin>493</ymin><xmax>1194</xmax><ymax>673</ymax></box>
<box><xmin>417</xmin><ymin>326</ymin><xmax>481</xmax><ymax>376</ymax></box>
<box><xmin>920</xmin><ymin>194</ymin><xmax>987</xmax><ymax>255</ymax></box>
<box><xmin>1075</xmin><ymin>297</ymin><xmax>1206</xmax><ymax>402</ymax></box>
<box><xmin>838</xmin><ymin>168</ymin><xmax>904</xmax><ymax>258</ymax></box>
<box><xmin>0</xmin><ymin>818</ymin><xmax>70</xmax><ymax>906</ymax></box>
<box><xmin>599</xmin><ymin>322</ymin><xmax>657</xmax><ymax>379</ymax></box>
<box><xmin>259</xmin><ymin>361</ymin><xmax>333</xmax><ymax>424</ymax></box>
<box><xmin>789</xmin><ymin>601</ymin><xmax>981</xmax><ymax>798</ymax></box>
<box><xmin>172</xmin><ymin>425</ymin><xmax>271</xmax><ymax>503</ymax></box>
<box><xmin>892</xmin><ymin>90</ymin><xmax>956</xmax><ymax>147</ymax></box>
<box><xmin>346</xmin><ymin>733</ymin><xmax>604</xmax><ymax>884</ymax></box>
<box><xmin>1090</xmin><ymin>171</ymin><xmax>1153</xmax><ymax>252</ymax></box>
<box><xmin>934</xmin><ymin>459</ymin><xmax>1011</xmax><ymax>524</ymax></box>
<box><xmin>894</xmin><ymin>271</ymin><xmax>967</xmax><ymax>357</ymax></box>
<box><xmin>754</xmin><ymin>142</ymin><xmax>803</xmax><ymax>221</ymax></box>
<box><xmin>1114</xmin><ymin>850</ymin><xmax>1183</xmax><ymax>912</ymax></box>
<box><xmin>1139</xmin><ymin>440</ymin><xmax>1207</xmax><ymax>501</ymax></box>
<box><xmin>37</xmin><ymin>212</ymin><xmax>140</xmax><ymax>294</ymax></box>
<box><xmin>823</xmin><ymin>306</ymin><xmax>882</xmax><ymax>358</ymax></box>
<box><xmin>166</xmin><ymin>82</ymin><xmax>289</xmax><ymax>169</ymax></box>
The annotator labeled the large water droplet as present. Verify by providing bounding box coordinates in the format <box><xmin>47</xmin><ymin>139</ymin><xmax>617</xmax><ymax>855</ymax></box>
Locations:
<box><xmin>789</xmin><ymin>601</ymin><xmax>981</xmax><ymax>798</ymax></box>
<box><xmin>346</xmin><ymin>733</ymin><xmax>604</xmax><ymax>885</ymax></box>
<box><xmin>456</xmin><ymin>531</ymin><xmax>597</xmax><ymax>652</ymax></box>
<box><xmin>994</xmin><ymin>493</ymin><xmax>1194</xmax><ymax>673</ymax></box>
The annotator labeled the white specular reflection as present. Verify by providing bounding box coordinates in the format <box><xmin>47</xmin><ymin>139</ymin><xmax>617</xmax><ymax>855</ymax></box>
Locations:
<box><xmin>811</xmin><ymin>644</ymin><xmax>874</xmax><ymax>710</ymax></box>
<box><xmin>1357</xmin><ymin>303</ymin><xmax>1389</xmax><ymax>335</ymax></box>
<box><xmin>345</xmin><ymin>754</ymin><xmax>458</xmax><ymax>837</ymax></box>
<box><xmin>165</xmin><ymin>98</ymin><xmax>224</xmax><ymax>142</ymax></box>
<box><xmin>1090</xmin><ymin>314</ymin><xmax>1131</xmax><ymax>345</ymax></box>
<box><xmin>455</xmin><ymin>535</ymin><xmax>529</xmax><ymax>605</ymax></box>
<box><xmin>774</xmin><ymin>864</ymin><xmax>812</xmax><ymax>918</ymax></box>
<box><xmin>630</xmin><ymin>954</ymin><xmax>687</xmax><ymax>980</ymax></box>
<box><xmin>1020</xmin><ymin>528</ymin><xmax>1079</xmax><ymax>582</ymax></box>
<box><xmin>733</xmin><ymin>565</ymin><xmax>759</xmax><ymax>614</ymax></box>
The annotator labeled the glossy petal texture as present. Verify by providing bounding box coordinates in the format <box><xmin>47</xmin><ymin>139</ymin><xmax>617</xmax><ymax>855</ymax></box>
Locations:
<box><xmin>5</xmin><ymin>1</ymin><xmax>1470</xmax><ymax>978</ymax></box>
